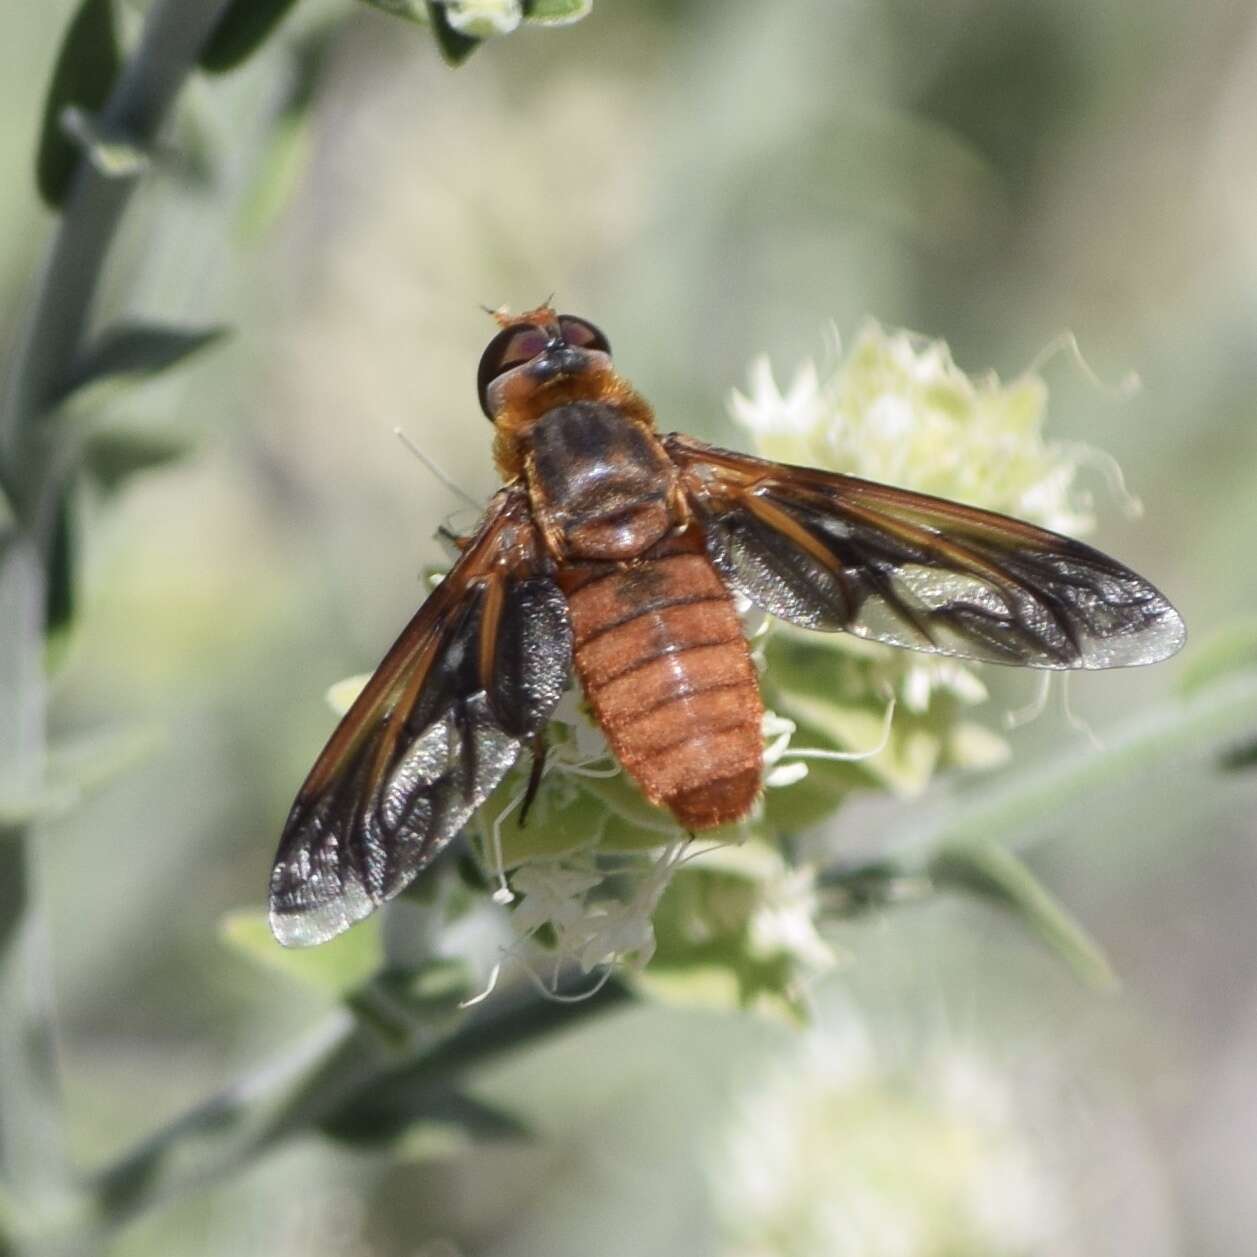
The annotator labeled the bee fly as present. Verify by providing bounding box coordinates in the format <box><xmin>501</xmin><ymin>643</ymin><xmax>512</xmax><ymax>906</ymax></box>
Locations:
<box><xmin>269</xmin><ymin>307</ymin><xmax>1185</xmax><ymax>946</ymax></box>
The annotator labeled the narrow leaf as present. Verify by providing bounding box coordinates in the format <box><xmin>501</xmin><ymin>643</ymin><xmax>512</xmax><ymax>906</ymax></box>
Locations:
<box><xmin>1178</xmin><ymin>618</ymin><xmax>1257</xmax><ymax>696</ymax></box>
<box><xmin>883</xmin><ymin>667</ymin><xmax>1257</xmax><ymax>863</ymax></box>
<box><xmin>932</xmin><ymin>840</ymin><xmax>1117</xmax><ymax>989</ymax></box>
<box><xmin>63</xmin><ymin>323</ymin><xmax>228</xmax><ymax>402</ymax></box>
<box><xmin>199</xmin><ymin>0</ymin><xmax>304</xmax><ymax>74</ymax></box>
<box><xmin>525</xmin><ymin>0</ymin><xmax>591</xmax><ymax>23</ymax></box>
<box><xmin>424</xmin><ymin>1</ymin><xmax>482</xmax><ymax>63</ymax></box>
<box><xmin>0</xmin><ymin>484</ymin><xmax>14</xmax><ymax>540</ymax></box>
<box><xmin>220</xmin><ymin>908</ymin><xmax>384</xmax><ymax>997</ymax></box>
<box><xmin>1218</xmin><ymin>738</ymin><xmax>1257</xmax><ymax>773</ymax></box>
<box><xmin>0</xmin><ymin>724</ymin><xmax>162</xmax><ymax>830</ymax></box>
<box><xmin>83</xmin><ymin>427</ymin><xmax>195</xmax><ymax>495</ymax></box>
<box><xmin>44</xmin><ymin>490</ymin><xmax>75</xmax><ymax>650</ymax></box>
<box><xmin>357</xmin><ymin>0</ymin><xmax>430</xmax><ymax>25</ymax></box>
<box><xmin>0</xmin><ymin>1188</ymin><xmax>16</xmax><ymax>1257</ymax></box>
<box><xmin>236</xmin><ymin>28</ymin><xmax>333</xmax><ymax>237</ymax></box>
<box><xmin>36</xmin><ymin>0</ymin><xmax>120</xmax><ymax>208</ymax></box>
<box><xmin>236</xmin><ymin>109</ymin><xmax>311</xmax><ymax>238</ymax></box>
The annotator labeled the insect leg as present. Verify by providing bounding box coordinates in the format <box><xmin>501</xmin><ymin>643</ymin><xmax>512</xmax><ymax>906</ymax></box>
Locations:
<box><xmin>436</xmin><ymin>524</ymin><xmax>473</xmax><ymax>552</ymax></box>
<box><xmin>518</xmin><ymin>732</ymin><xmax>549</xmax><ymax>827</ymax></box>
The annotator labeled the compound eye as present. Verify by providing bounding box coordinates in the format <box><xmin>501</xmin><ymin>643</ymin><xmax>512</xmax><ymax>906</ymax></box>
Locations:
<box><xmin>557</xmin><ymin>315</ymin><xmax>611</xmax><ymax>356</ymax></box>
<box><xmin>477</xmin><ymin>323</ymin><xmax>550</xmax><ymax>418</ymax></box>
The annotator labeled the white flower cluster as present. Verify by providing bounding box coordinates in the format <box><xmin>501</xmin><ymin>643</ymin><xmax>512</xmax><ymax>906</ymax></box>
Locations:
<box><xmin>730</xmin><ymin>321</ymin><xmax>1108</xmax><ymax>535</ymax></box>
<box><xmin>730</xmin><ymin>321</ymin><xmax>1125</xmax><ymax>766</ymax></box>
<box><xmin>480</xmin><ymin>694</ymin><xmax>840</xmax><ymax>999</ymax></box>
<box><xmin>714</xmin><ymin>1015</ymin><xmax>1062</xmax><ymax>1257</ymax></box>
<box><xmin>481</xmin><ymin>682</ymin><xmax>877</xmax><ymax>998</ymax></box>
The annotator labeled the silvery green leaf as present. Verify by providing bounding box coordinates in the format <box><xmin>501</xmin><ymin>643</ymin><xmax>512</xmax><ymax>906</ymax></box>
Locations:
<box><xmin>220</xmin><ymin>908</ymin><xmax>384</xmax><ymax>997</ymax></box>
<box><xmin>45</xmin><ymin>489</ymin><xmax>75</xmax><ymax>655</ymax></box>
<box><xmin>61</xmin><ymin>323</ymin><xmax>228</xmax><ymax>404</ymax></box>
<box><xmin>83</xmin><ymin>427</ymin><xmax>195</xmax><ymax>494</ymax></box>
<box><xmin>199</xmin><ymin>0</ymin><xmax>303</xmax><ymax>74</ymax></box>
<box><xmin>357</xmin><ymin>0</ymin><xmax>429</xmax><ymax>22</ymax></box>
<box><xmin>526</xmin><ymin>0</ymin><xmax>591</xmax><ymax>23</ymax></box>
<box><xmin>1177</xmin><ymin>618</ymin><xmax>1257</xmax><ymax>697</ymax></box>
<box><xmin>423</xmin><ymin>1</ymin><xmax>482</xmax><ymax>63</ymax></box>
<box><xmin>36</xmin><ymin>0</ymin><xmax>120</xmax><ymax>207</ymax></box>
<box><xmin>931</xmin><ymin>840</ymin><xmax>1117</xmax><ymax>989</ymax></box>
<box><xmin>0</xmin><ymin>724</ymin><xmax>161</xmax><ymax>830</ymax></box>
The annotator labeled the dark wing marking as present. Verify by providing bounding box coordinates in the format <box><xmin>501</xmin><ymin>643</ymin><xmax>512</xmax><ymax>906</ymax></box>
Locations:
<box><xmin>269</xmin><ymin>489</ymin><xmax>572</xmax><ymax>947</ymax></box>
<box><xmin>666</xmin><ymin>434</ymin><xmax>1185</xmax><ymax>670</ymax></box>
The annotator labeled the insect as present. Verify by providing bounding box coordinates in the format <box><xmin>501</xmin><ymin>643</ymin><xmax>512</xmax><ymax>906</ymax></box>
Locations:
<box><xmin>269</xmin><ymin>306</ymin><xmax>1185</xmax><ymax>946</ymax></box>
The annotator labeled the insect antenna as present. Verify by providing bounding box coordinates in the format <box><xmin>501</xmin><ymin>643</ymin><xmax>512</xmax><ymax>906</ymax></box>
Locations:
<box><xmin>393</xmin><ymin>426</ymin><xmax>483</xmax><ymax>511</ymax></box>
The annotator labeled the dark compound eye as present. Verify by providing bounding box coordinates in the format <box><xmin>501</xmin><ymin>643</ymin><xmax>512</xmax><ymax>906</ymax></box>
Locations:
<box><xmin>477</xmin><ymin>323</ymin><xmax>550</xmax><ymax>418</ymax></box>
<box><xmin>558</xmin><ymin>315</ymin><xmax>611</xmax><ymax>356</ymax></box>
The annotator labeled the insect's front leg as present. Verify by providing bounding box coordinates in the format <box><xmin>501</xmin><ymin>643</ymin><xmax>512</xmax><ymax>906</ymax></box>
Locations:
<box><xmin>436</xmin><ymin>524</ymin><xmax>473</xmax><ymax>552</ymax></box>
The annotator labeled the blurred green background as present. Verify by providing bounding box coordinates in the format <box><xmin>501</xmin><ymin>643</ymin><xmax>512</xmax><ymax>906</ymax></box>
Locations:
<box><xmin>4</xmin><ymin>1</ymin><xmax>1257</xmax><ymax>1253</ymax></box>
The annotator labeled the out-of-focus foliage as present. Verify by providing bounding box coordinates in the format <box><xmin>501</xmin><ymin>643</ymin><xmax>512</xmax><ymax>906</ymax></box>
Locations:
<box><xmin>200</xmin><ymin>0</ymin><xmax>306</xmax><ymax>74</ymax></box>
<box><xmin>356</xmin><ymin>0</ymin><xmax>592</xmax><ymax>64</ymax></box>
<box><xmin>3</xmin><ymin>0</ymin><xmax>1257</xmax><ymax>1254</ymax></box>
<box><xmin>35</xmin><ymin>0</ymin><xmax>119</xmax><ymax>206</ymax></box>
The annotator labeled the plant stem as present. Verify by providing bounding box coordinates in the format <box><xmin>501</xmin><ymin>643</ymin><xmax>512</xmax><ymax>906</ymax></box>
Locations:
<box><xmin>0</xmin><ymin>0</ymin><xmax>237</xmax><ymax>1246</ymax></box>
<box><xmin>821</xmin><ymin>667</ymin><xmax>1257</xmax><ymax>892</ymax></box>
<box><xmin>54</xmin><ymin>978</ymin><xmax>632</xmax><ymax>1244</ymax></box>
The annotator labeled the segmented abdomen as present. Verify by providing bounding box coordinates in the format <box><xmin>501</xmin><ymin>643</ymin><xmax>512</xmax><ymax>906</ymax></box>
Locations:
<box><xmin>562</xmin><ymin>548</ymin><xmax>763</xmax><ymax>830</ymax></box>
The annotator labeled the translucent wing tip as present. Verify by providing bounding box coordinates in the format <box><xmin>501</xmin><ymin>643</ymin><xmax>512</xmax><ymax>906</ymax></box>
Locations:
<box><xmin>1081</xmin><ymin>595</ymin><xmax>1186</xmax><ymax>669</ymax></box>
<box><xmin>269</xmin><ymin>905</ymin><xmax>348</xmax><ymax>949</ymax></box>
<box><xmin>268</xmin><ymin>871</ymin><xmax>374</xmax><ymax>948</ymax></box>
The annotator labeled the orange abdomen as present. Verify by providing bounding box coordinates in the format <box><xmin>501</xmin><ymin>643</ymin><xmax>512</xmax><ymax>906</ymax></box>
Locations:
<box><xmin>561</xmin><ymin>548</ymin><xmax>763</xmax><ymax>830</ymax></box>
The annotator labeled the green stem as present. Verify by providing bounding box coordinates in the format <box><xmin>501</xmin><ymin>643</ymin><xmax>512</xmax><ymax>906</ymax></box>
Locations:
<box><xmin>822</xmin><ymin>667</ymin><xmax>1257</xmax><ymax>889</ymax></box>
<box><xmin>0</xmin><ymin>0</ymin><xmax>237</xmax><ymax>1246</ymax></box>
<box><xmin>56</xmin><ymin>979</ymin><xmax>632</xmax><ymax>1243</ymax></box>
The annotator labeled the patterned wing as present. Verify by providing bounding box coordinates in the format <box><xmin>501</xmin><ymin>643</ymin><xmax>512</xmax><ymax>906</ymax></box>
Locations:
<box><xmin>269</xmin><ymin>489</ymin><xmax>571</xmax><ymax>947</ymax></box>
<box><xmin>666</xmin><ymin>434</ymin><xmax>1185</xmax><ymax>669</ymax></box>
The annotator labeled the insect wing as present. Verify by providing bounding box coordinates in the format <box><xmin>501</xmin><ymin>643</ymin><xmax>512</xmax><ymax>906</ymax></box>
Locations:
<box><xmin>269</xmin><ymin>490</ymin><xmax>572</xmax><ymax>947</ymax></box>
<box><xmin>666</xmin><ymin>435</ymin><xmax>1185</xmax><ymax>670</ymax></box>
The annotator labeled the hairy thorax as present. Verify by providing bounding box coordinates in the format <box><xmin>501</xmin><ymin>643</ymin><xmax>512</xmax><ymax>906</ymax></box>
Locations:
<box><xmin>525</xmin><ymin>401</ymin><xmax>680</xmax><ymax>562</ymax></box>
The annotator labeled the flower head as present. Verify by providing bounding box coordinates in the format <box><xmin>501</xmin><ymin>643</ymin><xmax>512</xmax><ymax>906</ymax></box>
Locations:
<box><xmin>731</xmin><ymin>321</ymin><xmax>1094</xmax><ymax>534</ymax></box>
<box><xmin>713</xmin><ymin>1011</ymin><xmax>1063</xmax><ymax>1257</ymax></box>
<box><xmin>732</xmin><ymin>321</ymin><xmax>1125</xmax><ymax>799</ymax></box>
